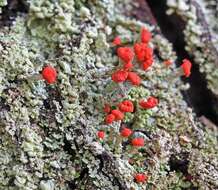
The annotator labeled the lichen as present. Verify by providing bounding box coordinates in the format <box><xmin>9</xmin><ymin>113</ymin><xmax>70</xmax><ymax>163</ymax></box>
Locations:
<box><xmin>0</xmin><ymin>0</ymin><xmax>217</xmax><ymax>189</ymax></box>
<box><xmin>166</xmin><ymin>0</ymin><xmax>218</xmax><ymax>97</ymax></box>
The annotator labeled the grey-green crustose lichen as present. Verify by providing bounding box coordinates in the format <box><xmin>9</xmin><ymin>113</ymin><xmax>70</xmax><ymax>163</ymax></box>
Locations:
<box><xmin>0</xmin><ymin>0</ymin><xmax>217</xmax><ymax>190</ymax></box>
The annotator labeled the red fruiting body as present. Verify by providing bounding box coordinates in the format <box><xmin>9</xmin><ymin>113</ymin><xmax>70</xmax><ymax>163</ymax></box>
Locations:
<box><xmin>134</xmin><ymin>173</ymin><xmax>148</xmax><ymax>183</ymax></box>
<box><xmin>131</xmin><ymin>138</ymin><xmax>144</xmax><ymax>147</ymax></box>
<box><xmin>142</xmin><ymin>58</ymin><xmax>153</xmax><ymax>70</ymax></box>
<box><xmin>111</xmin><ymin>109</ymin><xmax>124</xmax><ymax>121</ymax></box>
<box><xmin>105</xmin><ymin>114</ymin><xmax>115</xmax><ymax>124</ymax></box>
<box><xmin>118</xmin><ymin>100</ymin><xmax>134</xmax><ymax>112</ymax></box>
<box><xmin>144</xmin><ymin>47</ymin><xmax>153</xmax><ymax>60</ymax></box>
<box><xmin>123</xmin><ymin>62</ymin><xmax>133</xmax><ymax>70</ymax></box>
<box><xmin>117</xmin><ymin>47</ymin><xmax>134</xmax><ymax>63</ymax></box>
<box><xmin>163</xmin><ymin>60</ymin><xmax>172</xmax><ymax>66</ymax></box>
<box><xmin>134</xmin><ymin>43</ymin><xmax>147</xmax><ymax>62</ymax></box>
<box><xmin>139</xmin><ymin>97</ymin><xmax>158</xmax><ymax>109</ymax></box>
<box><xmin>127</xmin><ymin>72</ymin><xmax>141</xmax><ymax>86</ymax></box>
<box><xmin>112</xmin><ymin>36</ymin><xmax>121</xmax><ymax>46</ymax></box>
<box><xmin>134</xmin><ymin>43</ymin><xmax>153</xmax><ymax>63</ymax></box>
<box><xmin>103</xmin><ymin>104</ymin><xmax>111</xmax><ymax>113</ymax></box>
<box><xmin>97</xmin><ymin>131</ymin><xmax>105</xmax><ymax>139</ymax></box>
<box><xmin>120</xmin><ymin>127</ymin><xmax>132</xmax><ymax>138</ymax></box>
<box><xmin>42</xmin><ymin>66</ymin><xmax>57</xmax><ymax>84</ymax></box>
<box><xmin>181</xmin><ymin>59</ymin><xmax>192</xmax><ymax>77</ymax></box>
<box><xmin>111</xmin><ymin>70</ymin><xmax>128</xmax><ymax>83</ymax></box>
<box><xmin>141</xmin><ymin>27</ymin><xmax>151</xmax><ymax>44</ymax></box>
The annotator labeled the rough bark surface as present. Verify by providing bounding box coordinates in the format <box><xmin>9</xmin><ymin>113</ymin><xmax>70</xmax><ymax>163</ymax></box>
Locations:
<box><xmin>0</xmin><ymin>0</ymin><xmax>217</xmax><ymax>190</ymax></box>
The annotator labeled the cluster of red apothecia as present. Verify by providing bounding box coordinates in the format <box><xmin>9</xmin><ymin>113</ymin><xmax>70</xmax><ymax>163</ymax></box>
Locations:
<box><xmin>97</xmin><ymin>28</ymin><xmax>192</xmax><ymax>184</ymax></box>
<box><xmin>32</xmin><ymin>27</ymin><xmax>191</xmax><ymax>185</ymax></box>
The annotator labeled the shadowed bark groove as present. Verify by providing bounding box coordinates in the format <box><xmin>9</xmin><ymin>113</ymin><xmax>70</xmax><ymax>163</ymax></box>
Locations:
<box><xmin>146</xmin><ymin>0</ymin><xmax>218</xmax><ymax>126</ymax></box>
<box><xmin>0</xmin><ymin>0</ymin><xmax>28</xmax><ymax>26</ymax></box>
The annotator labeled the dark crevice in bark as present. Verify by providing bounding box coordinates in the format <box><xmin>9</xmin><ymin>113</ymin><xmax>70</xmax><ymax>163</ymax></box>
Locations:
<box><xmin>0</xmin><ymin>0</ymin><xmax>28</xmax><ymax>27</ymax></box>
<box><xmin>68</xmin><ymin>168</ymin><xmax>89</xmax><ymax>190</ymax></box>
<box><xmin>0</xmin><ymin>97</ymin><xmax>10</xmax><ymax>112</ymax></box>
<box><xmin>96</xmin><ymin>154</ymin><xmax>104</xmax><ymax>172</ymax></box>
<box><xmin>67</xmin><ymin>181</ymin><xmax>76</xmax><ymax>190</ymax></box>
<box><xmin>169</xmin><ymin>153</ymin><xmax>189</xmax><ymax>174</ymax></box>
<box><xmin>169</xmin><ymin>153</ymin><xmax>198</xmax><ymax>190</ymax></box>
<box><xmin>146</xmin><ymin>0</ymin><xmax>218</xmax><ymax>126</ymax></box>
<box><xmin>113</xmin><ymin>177</ymin><xmax>125</xmax><ymax>190</ymax></box>
<box><xmin>63</xmin><ymin>137</ymin><xmax>76</xmax><ymax>158</ymax></box>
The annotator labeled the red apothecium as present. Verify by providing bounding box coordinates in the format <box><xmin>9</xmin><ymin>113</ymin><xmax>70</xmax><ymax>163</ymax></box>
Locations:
<box><xmin>134</xmin><ymin>43</ymin><xmax>153</xmax><ymax>62</ymax></box>
<box><xmin>142</xmin><ymin>57</ymin><xmax>154</xmax><ymax>71</ymax></box>
<box><xmin>97</xmin><ymin>131</ymin><xmax>105</xmax><ymax>139</ymax></box>
<box><xmin>139</xmin><ymin>97</ymin><xmax>158</xmax><ymax>109</ymax></box>
<box><xmin>123</xmin><ymin>62</ymin><xmax>133</xmax><ymax>70</ymax></box>
<box><xmin>141</xmin><ymin>28</ymin><xmax>151</xmax><ymax>43</ymax></box>
<box><xmin>117</xmin><ymin>47</ymin><xmax>134</xmax><ymax>63</ymax></box>
<box><xmin>111</xmin><ymin>109</ymin><xmax>124</xmax><ymax>121</ymax></box>
<box><xmin>111</xmin><ymin>70</ymin><xmax>128</xmax><ymax>83</ymax></box>
<box><xmin>120</xmin><ymin>127</ymin><xmax>132</xmax><ymax>138</ymax></box>
<box><xmin>42</xmin><ymin>66</ymin><xmax>57</xmax><ymax>84</ymax></box>
<box><xmin>105</xmin><ymin>114</ymin><xmax>115</xmax><ymax>124</ymax></box>
<box><xmin>118</xmin><ymin>100</ymin><xmax>134</xmax><ymax>113</ymax></box>
<box><xmin>127</xmin><ymin>72</ymin><xmax>141</xmax><ymax>86</ymax></box>
<box><xmin>181</xmin><ymin>59</ymin><xmax>192</xmax><ymax>77</ymax></box>
<box><xmin>141</xmin><ymin>27</ymin><xmax>151</xmax><ymax>44</ymax></box>
<box><xmin>131</xmin><ymin>138</ymin><xmax>144</xmax><ymax>147</ymax></box>
<box><xmin>134</xmin><ymin>173</ymin><xmax>148</xmax><ymax>183</ymax></box>
<box><xmin>112</xmin><ymin>36</ymin><xmax>121</xmax><ymax>46</ymax></box>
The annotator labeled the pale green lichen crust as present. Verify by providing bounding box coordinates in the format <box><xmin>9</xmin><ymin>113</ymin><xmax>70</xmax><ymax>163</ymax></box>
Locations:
<box><xmin>0</xmin><ymin>0</ymin><xmax>217</xmax><ymax>190</ymax></box>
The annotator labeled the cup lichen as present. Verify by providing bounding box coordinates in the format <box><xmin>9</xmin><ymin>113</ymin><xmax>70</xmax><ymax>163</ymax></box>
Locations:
<box><xmin>0</xmin><ymin>0</ymin><xmax>217</xmax><ymax>190</ymax></box>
